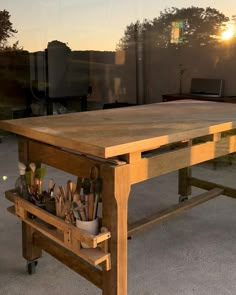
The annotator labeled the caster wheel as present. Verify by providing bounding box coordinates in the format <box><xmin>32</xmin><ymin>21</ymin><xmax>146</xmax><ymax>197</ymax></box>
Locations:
<box><xmin>27</xmin><ymin>260</ymin><xmax>38</xmax><ymax>275</ymax></box>
<box><xmin>179</xmin><ymin>195</ymin><xmax>188</xmax><ymax>203</ymax></box>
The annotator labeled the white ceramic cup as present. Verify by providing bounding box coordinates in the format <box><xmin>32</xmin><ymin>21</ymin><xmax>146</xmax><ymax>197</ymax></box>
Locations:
<box><xmin>76</xmin><ymin>218</ymin><xmax>99</xmax><ymax>248</ymax></box>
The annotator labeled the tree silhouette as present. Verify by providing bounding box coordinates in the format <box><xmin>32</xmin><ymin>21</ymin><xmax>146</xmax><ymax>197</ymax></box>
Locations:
<box><xmin>0</xmin><ymin>9</ymin><xmax>18</xmax><ymax>49</ymax></box>
<box><xmin>118</xmin><ymin>6</ymin><xmax>229</xmax><ymax>50</ymax></box>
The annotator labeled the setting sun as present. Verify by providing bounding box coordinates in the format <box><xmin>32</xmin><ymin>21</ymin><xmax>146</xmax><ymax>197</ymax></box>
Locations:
<box><xmin>221</xmin><ymin>25</ymin><xmax>235</xmax><ymax>40</ymax></box>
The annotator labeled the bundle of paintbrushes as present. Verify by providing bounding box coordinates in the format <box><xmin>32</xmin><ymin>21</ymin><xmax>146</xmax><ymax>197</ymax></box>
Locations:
<box><xmin>72</xmin><ymin>174</ymin><xmax>102</xmax><ymax>222</ymax></box>
<box><xmin>15</xmin><ymin>162</ymin><xmax>55</xmax><ymax>208</ymax></box>
<box><xmin>54</xmin><ymin>180</ymin><xmax>77</xmax><ymax>224</ymax></box>
<box><xmin>15</xmin><ymin>162</ymin><xmax>103</xmax><ymax>225</ymax></box>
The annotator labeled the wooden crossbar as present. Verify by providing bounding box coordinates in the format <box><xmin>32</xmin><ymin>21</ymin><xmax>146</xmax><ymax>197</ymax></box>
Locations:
<box><xmin>128</xmin><ymin>188</ymin><xmax>223</xmax><ymax>237</ymax></box>
<box><xmin>130</xmin><ymin>135</ymin><xmax>236</xmax><ymax>184</ymax></box>
<box><xmin>189</xmin><ymin>177</ymin><xmax>236</xmax><ymax>199</ymax></box>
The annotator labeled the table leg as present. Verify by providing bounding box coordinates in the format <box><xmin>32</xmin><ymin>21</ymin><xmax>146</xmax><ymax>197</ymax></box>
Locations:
<box><xmin>22</xmin><ymin>222</ymin><xmax>42</xmax><ymax>262</ymax></box>
<box><xmin>101</xmin><ymin>165</ymin><xmax>130</xmax><ymax>295</ymax></box>
<box><xmin>178</xmin><ymin>166</ymin><xmax>192</xmax><ymax>202</ymax></box>
<box><xmin>18</xmin><ymin>137</ymin><xmax>42</xmax><ymax>266</ymax></box>
<box><xmin>178</xmin><ymin>140</ymin><xmax>192</xmax><ymax>203</ymax></box>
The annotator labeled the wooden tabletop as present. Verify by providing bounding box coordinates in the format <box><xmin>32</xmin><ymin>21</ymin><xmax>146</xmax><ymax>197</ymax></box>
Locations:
<box><xmin>162</xmin><ymin>93</ymin><xmax>236</xmax><ymax>103</ymax></box>
<box><xmin>1</xmin><ymin>100</ymin><xmax>236</xmax><ymax>158</ymax></box>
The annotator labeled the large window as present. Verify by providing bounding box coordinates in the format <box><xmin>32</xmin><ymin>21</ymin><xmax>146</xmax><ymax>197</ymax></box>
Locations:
<box><xmin>0</xmin><ymin>1</ymin><xmax>236</xmax><ymax>116</ymax></box>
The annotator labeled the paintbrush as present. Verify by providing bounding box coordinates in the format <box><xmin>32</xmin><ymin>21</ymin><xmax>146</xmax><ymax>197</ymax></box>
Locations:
<box><xmin>66</xmin><ymin>180</ymin><xmax>71</xmax><ymax>201</ymax></box>
<box><xmin>48</xmin><ymin>178</ymin><xmax>54</xmax><ymax>192</ymax></box>
<box><xmin>78</xmin><ymin>200</ymin><xmax>86</xmax><ymax>221</ymax></box>
<box><xmin>76</xmin><ymin>177</ymin><xmax>83</xmax><ymax>195</ymax></box>
<box><xmin>88</xmin><ymin>193</ymin><xmax>94</xmax><ymax>221</ymax></box>
<box><xmin>93</xmin><ymin>178</ymin><xmax>102</xmax><ymax>220</ymax></box>
<box><xmin>66</xmin><ymin>180</ymin><xmax>76</xmax><ymax>202</ymax></box>
<box><xmin>83</xmin><ymin>178</ymin><xmax>91</xmax><ymax>221</ymax></box>
<box><xmin>18</xmin><ymin>162</ymin><xmax>28</xmax><ymax>199</ymax></box>
<box><xmin>72</xmin><ymin>201</ymin><xmax>81</xmax><ymax>220</ymax></box>
<box><xmin>29</xmin><ymin>162</ymin><xmax>36</xmax><ymax>186</ymax></box>
<box><xmin>73</xmin><ymin>192</ymin><xmax>80</xmax><ymax>203</ymax></box>
<box><xmin>35</xmin><ymin>178</ymin><xmax>42</xmax><ymax>195</ymax></box>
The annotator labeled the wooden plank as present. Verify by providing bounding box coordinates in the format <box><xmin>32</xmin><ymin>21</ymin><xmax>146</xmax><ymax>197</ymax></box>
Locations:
<box><xmin>213</xmin><ymin>133</ymin><xmax>221</xmax><ymax>142</ymax></box>
<box><xmin>178</xmin><ymin>140</ymin><xmax>192</xmax><ymax>197</ymax></box>
<box><xmin>81</xmin><ymin>249</ymin><xmax>110</xmax><ymax>271</ymax></box>
<box><xmin>18</xmin><ymin>137</ymin><xmax>42</xmax><ymax>262</ymax></box>
<box><xmin>95</xmin><ymin>231</ymin><xmax>111</xmax><ymax>244</ymax></box>
<box><xmin>27</xmin><ymin>216</ymin><xmax>111</xmax><ymax>268</ymax></box>
<box><xmin>1</xmin><ymin>102</ymin><xmax>236</xmax><ymax>158</ymax></box>
<box><xmin>120</xmin><ymin>152</ymin><xmax>141</xmax><ymax>164</ymax></box>
<box><xmin>7</xmin><ymin>205</ymin><xmax>16</xmax><ymax>215</ymax></box>
<box><xmin>189</xmin><ymin>177</ymin><xmax>236</xmax><ymax>199</ymax></box>
<box><xmin>162</xmin><ymin>94</ymin><xmax>236</xmax><ymax>104</ymax></box>
<box><xmin>7</xmin><ymin>202</ymin><xmax>109</xmax><ymax>268</ymax></box>
<box><xmin>33</xmin><ymin>232</ymin><xmax>103</xmax><ymax>289</ymax></box>
<box><xmin>178</xmin><ymin>167</ymin><xmax>192</xmax><ymax>197</ymax></box>
<box><xmin>101</xmin><ymin>164</ymin><xmax>131</xmax><ymax>295</ymax></box>
<box><xmin>128</xmin><ymin>188</ymin><xmax>223</xmax><ymax>236</ymax></box>
<box><xmin>28</xmin><ymin>140</ymin><xmax>103</xmax><ymax>177</ymax></box>
<box><xmin>130</xmin><ymin>135</ymin><xmax>236</xmax><ymax>184</ymax></box>
<box><xmin>14</xmin><ymin>195</ymin><xmax>109</xmax><ymax>248</ymax></box>
<box><xmin>11</xmin><ymin>204</ymin><xmax>111</xmax><ymax>268</ymax></box>
<box><xmin>15</xmin><ymin>196</ymin><xmax>73</xmax><ymax>231</ymax></box>
<box><xmin>6</xmin><ymin>189</ymin><xmax>111</xmax><ymax>246</ymax></box>
<box><xmin>5</xmin><ymin>189</ymin><xmax>18</xmax><ymax>203</ymax></box>
<box><xmin>22</xmin><ymin>221</ymin><xmax>42</xmax><ymax>261</ymax></box>
<box><xmin>18</xmin><ymin>137</ymin><xmax>29</xmax><ymax>166</ymax></box>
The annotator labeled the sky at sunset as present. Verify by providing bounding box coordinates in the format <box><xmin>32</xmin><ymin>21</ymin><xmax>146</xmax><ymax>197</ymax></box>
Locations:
<box><xmin>1</xmin><ymin>0</ymin><xmax>236</xmax><ymax>52</ymax></box>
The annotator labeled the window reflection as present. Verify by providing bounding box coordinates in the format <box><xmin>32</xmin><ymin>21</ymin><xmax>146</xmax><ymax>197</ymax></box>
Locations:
<box><xmin>0</xmin><ymin>1</ymin><xmax>236</xmax><ymax>118</ymax></box>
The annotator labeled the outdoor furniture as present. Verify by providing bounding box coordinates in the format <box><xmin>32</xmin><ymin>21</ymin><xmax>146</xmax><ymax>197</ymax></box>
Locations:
<box><xmin>1</xmin><ymin>100</ymin><xmax>236</xmax><ymax>295</ymax></box>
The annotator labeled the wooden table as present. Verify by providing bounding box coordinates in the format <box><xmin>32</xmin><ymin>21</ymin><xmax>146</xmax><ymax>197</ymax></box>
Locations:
<box><xmin>2</xmin><ymin>100</ymin><xmax>236</xmax><ymax>294</ymax></box>
<box><xmin>162</xmin><ymin>93</ymin><xmax>236</xmax><ymax>103</ymax></box>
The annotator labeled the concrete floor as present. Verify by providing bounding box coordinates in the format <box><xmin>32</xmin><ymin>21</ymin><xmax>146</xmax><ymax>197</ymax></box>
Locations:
<box><xmin>1</xmin><ymin>135</ymin><xmax>236</xmax><ymax>295</ymax></box>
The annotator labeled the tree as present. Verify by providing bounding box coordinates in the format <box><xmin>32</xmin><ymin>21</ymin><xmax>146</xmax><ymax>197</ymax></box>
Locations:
<box><xmin>0</xmin><ymin>9</ymin><xmax>18</xmax><ymax>49</ymax></box>
<box><xmin>118</xmin><ymin>6</ymin><xmax>229</xmax><ymax>50</ymax></box>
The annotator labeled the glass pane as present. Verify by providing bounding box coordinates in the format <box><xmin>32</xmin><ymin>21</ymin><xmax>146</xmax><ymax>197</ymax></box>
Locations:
<box><xmin>0</xmin><ymin>1</ymin><xmax>236</xmax><ymax>118</ymax></box>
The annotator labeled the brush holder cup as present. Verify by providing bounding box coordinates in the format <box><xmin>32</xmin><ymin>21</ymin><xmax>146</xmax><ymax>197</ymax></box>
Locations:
<box><xmin>76</xmin><ymin>218</ymin><xmax>99</xmax><ymax>248</ymax></box>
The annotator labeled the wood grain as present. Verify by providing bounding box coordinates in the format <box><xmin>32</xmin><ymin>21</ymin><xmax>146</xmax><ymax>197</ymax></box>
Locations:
<box><xmin>101</xmin><ymin>164</ymin><xmax>130</xmax><ymax>295</ymax></box>
<box><xmin>1</xmin><ymin>101</ymin><xmax>236</xmax><ymax>158</ymax></box>
<box><xmin>130</xmin><ymin>134</ymin><xmax>236</xmax><ymax>184</ymax></box>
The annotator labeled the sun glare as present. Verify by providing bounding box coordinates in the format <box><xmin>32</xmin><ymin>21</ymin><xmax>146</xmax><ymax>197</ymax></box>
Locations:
<box><xmin>221</xmin><ymin>25</ymin><xmax>235</xmax><ymax>41</ymax></box>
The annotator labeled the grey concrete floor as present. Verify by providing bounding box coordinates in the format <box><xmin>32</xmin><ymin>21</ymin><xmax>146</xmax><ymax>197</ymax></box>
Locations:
<box><xmin>1</xmin><ymin>135</ymin><xmax>236</xmax><ymax>295</ymax></box>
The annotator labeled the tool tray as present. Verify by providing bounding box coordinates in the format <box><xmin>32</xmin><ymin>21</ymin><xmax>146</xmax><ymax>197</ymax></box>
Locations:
<box><xmin>5</xmin><ymin>189</ymin><xmax>111</xmax><ymax>270</ymax></box>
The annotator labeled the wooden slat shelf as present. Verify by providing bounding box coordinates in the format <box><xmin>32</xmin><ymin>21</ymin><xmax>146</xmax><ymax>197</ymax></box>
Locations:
<box><xmin>5</xmin><ymin>190</ymin><xmax>111</xmax><ymax>271</ymax></box>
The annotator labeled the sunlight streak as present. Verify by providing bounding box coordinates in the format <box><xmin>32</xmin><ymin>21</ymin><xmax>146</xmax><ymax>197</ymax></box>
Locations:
<box><xmin>221</xmin><ymin>24</ymin><xmax>235</xmax><ymax>41</ymax></box>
